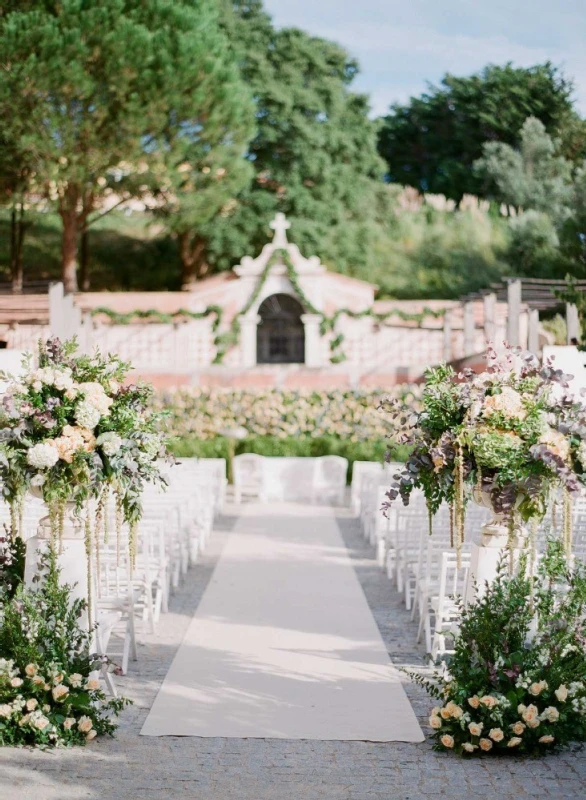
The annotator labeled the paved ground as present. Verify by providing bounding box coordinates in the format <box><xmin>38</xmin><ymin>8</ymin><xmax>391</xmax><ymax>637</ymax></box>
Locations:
<box><xmin>1</xmin><ymin>504</ymin><xmax>585</xmax><ymax>800</ymax></box>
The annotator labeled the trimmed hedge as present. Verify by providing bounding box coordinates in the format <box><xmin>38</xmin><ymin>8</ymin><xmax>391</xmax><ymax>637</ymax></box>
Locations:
<box><xmin>168</xmin><ymin>435</ymin><xmax>410</xmax><ymax>482</ymax></box>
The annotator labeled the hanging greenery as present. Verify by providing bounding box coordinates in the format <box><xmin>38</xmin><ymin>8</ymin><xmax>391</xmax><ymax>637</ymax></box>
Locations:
<box><xmin>87</xmin><ymin>249</ymin><xmax>448</xmax><ymax>364</ymax></box>
<box><xmin>90</xmin><ymin>305</ymin><xmax>223</xmax><ymax>331</ymax></box>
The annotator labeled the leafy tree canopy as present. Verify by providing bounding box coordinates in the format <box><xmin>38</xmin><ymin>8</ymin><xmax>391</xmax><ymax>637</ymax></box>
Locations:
<box><xmin>0</xmin><ymin>0</ymin><xmax>252</xmax><ymax>291</ymax></box>
<box><xmin>194</xmin><ymin>0</ymin><xmax>385</xmax><ymax>278</ymax></box>
<box><xmin>474</xmin><ymin>116</ymin><xmax>573</xmax><ymax>224</ymax></box>
<box><xmin>378</xmin><ymin>63</ymin><xmax>580</xmax><ymax>201</ymax></box>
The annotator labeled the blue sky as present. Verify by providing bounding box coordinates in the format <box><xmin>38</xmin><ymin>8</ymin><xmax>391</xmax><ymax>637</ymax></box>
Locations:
<box><xmin>263</xmin><ymin>0</ymin><xmax>586</xmax><ymax>116</ymax></box>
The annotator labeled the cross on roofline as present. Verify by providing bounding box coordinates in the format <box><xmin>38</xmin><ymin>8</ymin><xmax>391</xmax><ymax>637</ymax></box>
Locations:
<box><xmin>269</xmin><ymin>213</ymin><xmax>290</xmax><ymax>248</ymax></box>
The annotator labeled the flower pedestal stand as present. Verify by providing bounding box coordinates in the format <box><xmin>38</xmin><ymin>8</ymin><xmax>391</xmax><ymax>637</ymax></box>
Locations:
<box><xmin>24</xmin><ymin>505</ymin><xmax>92</xmax><ymax>630</ymax></box>
<box><xmin>465</xmin><ymin>491</ymin><xmax>527</xmax><ymax>604</ymax></box>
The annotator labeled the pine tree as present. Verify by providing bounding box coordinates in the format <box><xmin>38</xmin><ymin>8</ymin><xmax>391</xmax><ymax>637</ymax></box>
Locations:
<box><xmin>0</xmin><ymin>0</ymin><xmax>252</xmax><ymax>292</ymax></box>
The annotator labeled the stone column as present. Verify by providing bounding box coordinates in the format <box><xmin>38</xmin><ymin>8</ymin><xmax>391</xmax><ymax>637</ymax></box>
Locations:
<box><xmin>483</xmin><ymin>293</ymin><xmax>496</xmax><ymax>345</ymax></box>
<box><xmin>527</xmin><ymin>308</ymin><xmax>540</xmax><ymax>353</ymax></box>
<box><xmin>24</xmin><ymin>506</ymin><xmax>92</xmax><ymax>629</ymax></box>
<box><xmin>507</xmin><ymin>279</ymin><xmax>522</xmax><ymax>346</ymax></box>
<box><xmin>463</xmin><ymin>301</ymin><xmax>475</xmax><ymax>356</ymax></box>
<box><xmin>301</xmin><ymin>314</ymin><xmax>322</xmax><ymax>368</ymax></box>
<box><xmin>567</xmin><ymin>303</ymin><xmax>580</xmax><ymax>344</ymax></box>
<box><xmin>443</xmin><ymin>310</ymin><xmax>452</xmax><ymax>362</ymax></box>
<box><xmin>240</xmin><ymin>314</ymin><xmax>260</xmax><ymax>367</ymax></box>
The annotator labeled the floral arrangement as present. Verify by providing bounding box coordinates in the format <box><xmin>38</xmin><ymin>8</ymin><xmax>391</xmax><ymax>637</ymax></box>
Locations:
<box><xmin>0</xmin><ymin>552</ymin><xmax>128</xmax><ymax>747</ymax></box>
<box><xmin>416</xmin><ymin>542</ymin><xmax>586</xmax><ymax>755</ymax></box>
<box><xmin>385</xmin><ymin>347</ymin><xmax>586</xmax><ymax>552</ymax></box>
<box><xmin>153</xmin><ymin>386</ymin><xmax>421</xmax><ymax>442</ymax></box>
<box><xmin>0</xmin><ymin>337</ymin><xmax>168</xmax><ymax>540</ymax></box>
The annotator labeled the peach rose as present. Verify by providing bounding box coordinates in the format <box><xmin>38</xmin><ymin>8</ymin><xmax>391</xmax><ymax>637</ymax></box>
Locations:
<box><xmin>25</xmin><ymin>699</ymin><xmax>38</xmax><ymax>712</ymax></box>
<box><xmin>52</xmin><ymin>684</ymin><xmax>69</xmax><ymax>702</ymax></box>
<box><xmin>507</xmin><ymin>737</ymin><xmax>522</xmax><ymax>748</ymax></box>
<box><xmin>468</xmin><ymin>696</ymin><xmax>480</xmax><ymax>709</ymax></box>
<box><xmin>480</xmin><ymin>695</ymin><xmax>498</xmax><ymax>709</ymax></box>
<box><xmin>479</xmin><ymin>738</ymin><xmax>493</xmax><ymax>751</ymax></box>
<box><xmin>24</xmin><ymin>664</ymin><xmax>37</xmax><ymax>677</ymax></box>
<box><xmin>511</xmin><ymin>722</ymin><xmax>526</xmax><ymax>735</ymax></box>
<box><xmin>429</xmin><ymin>715</ymin><xmax>442</xmax><ymax>730</ymax></box>
<box><xmin>488</xmin><ymin>728</ymin><xmax>504</xmax><ymax>742</ymax></box>
<box><xmin>440</xmin><ymin>734</ymin><xmax>455</xmax><ymax>749</ymax></box>
<box><xmin>529</xmin><ymin>681</ymin><xmax>548</xmax><ymax>697</ymax></box>
<box><xmin>462</xmin><ymin>742</ymin><xmax>478</xmax><ymax>753</ymax></box>
<box><xmin>86</xmin><ymin>729</ymin><xmax>97</xmax><ymax>741</ymax></box>
<box><xmin>539</xmin><ymin>735</ymin><xmax>554</xmax><ymax>744</ymax></box>
<box><xmin>468</xmin><ymin>722</ymin><xmax>483</xmax><ymax>737</ymax></box>
<box><xmin>78</xmin><ymin>715</ymin><xmax>93</xmax><ymax>734</ymax></box>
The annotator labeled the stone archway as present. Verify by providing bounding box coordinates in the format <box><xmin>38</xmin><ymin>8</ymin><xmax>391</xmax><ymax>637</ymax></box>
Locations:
<box><xmin>256</xmin><ymin>294</ymin><xmax>305</xmax><ymax>364</ymax></box>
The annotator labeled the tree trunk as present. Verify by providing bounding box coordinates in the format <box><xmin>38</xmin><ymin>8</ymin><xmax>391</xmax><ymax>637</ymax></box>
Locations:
<box><xmin>10</xmin><ymin>204</ymin><xmax>25</xmax><ymax>294</ymax></box>
<box><xmin>79</xmin><ymin>227</ymin><xmax>90</xmax><ymax>291</ymax></box>
<box><xmin>179</xmin><ymin>231</ymin><xmax>209</xmax><ymax>289</ymax></box>
<box><xmin>9</xmin><ymin>206</ymin><xmax>17</xmax><ymax>291</ymax></box>
<box><xmin>61</xmin><ymin>211</ymin><xmax>79</xmax><ymax>293</ymax></box>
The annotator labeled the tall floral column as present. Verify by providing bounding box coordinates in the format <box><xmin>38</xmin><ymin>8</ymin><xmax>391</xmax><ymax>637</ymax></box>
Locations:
<box><xmin>385</xmin><ymin>347</ymin><xmax>584</xmax><ymax>598</ymax></box>
<box><xmin>0</xmin><ymin>338</ymin><xmax>168</xmax><ymax>623</ymax></box>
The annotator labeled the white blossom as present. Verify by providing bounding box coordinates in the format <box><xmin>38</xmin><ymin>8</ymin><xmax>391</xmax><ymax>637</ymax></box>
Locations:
<box><xmin>74</xmin><ymin>401</ymin><xmax>101</xmax><ymax>430</ymax></box>
<box><xmin>26</xmin><ymin>442</ymin><xmax>60</xmax><ymax>470</ymax></box>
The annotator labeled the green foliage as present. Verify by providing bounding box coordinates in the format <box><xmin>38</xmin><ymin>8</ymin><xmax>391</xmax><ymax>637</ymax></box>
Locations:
<box><xmin>0</xmin><ymin>337</ymin><xmax>168</xmax><ymax>528</ymax></box>
<box><xmin>196</xmin><ymin>0</ymin><xmax>385</xmax><ymax>280</ymax></box>
<box><xmin>378</xmin><ymin>63</ymin><xmax>578</xmax><ymax>200</ymax></box>
<box><xmin>386</xmin><ymin>346</ymin><xmax>586</xmax><ymax>518</ymax></box>
<box><xmin>475</xmin><ymin>117</ymin><xmax>573</xmax><ymax>224</ymax></box>
<box><xmin>418</xmin><ymin>542</ymin><xmax>586</xmax><ymax>755</ymax></box>
<box><xmin>168</xmin><ymin>435</ymin><xmax>396</xmax><ymax>482</ymax></box>
<box><xmin>508</xmin><ymin>210</ymin><xmax>563</xmax><ymax>278</ymax></box>
<box><xmin>0</xmin><ymin>551</ymin><xmax>130</xmax><ymax>746</ymax></box>
<box><xmin>0</xmin><ymin>0</ymin><xmax>253</xmax><ymax>290</ymax></box>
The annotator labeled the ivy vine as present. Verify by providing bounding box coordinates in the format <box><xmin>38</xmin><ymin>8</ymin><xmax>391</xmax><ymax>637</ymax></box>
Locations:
<box><xmin>89</xmin><ymin>249</ymin><xmax>447</xmax><ymax>365</ymax></box>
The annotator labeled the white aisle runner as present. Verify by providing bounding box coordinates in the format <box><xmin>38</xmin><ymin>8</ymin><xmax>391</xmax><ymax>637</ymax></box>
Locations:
<box><xmin>141</xmin><ymin>504</ymin><xmax>424</xmax><ymax>741</ymax></box>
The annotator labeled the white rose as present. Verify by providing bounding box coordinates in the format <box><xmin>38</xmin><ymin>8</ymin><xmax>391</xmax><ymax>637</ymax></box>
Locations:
<box><xmin>30</xmin><ymin>473</ymin><xmax>46</xmax><ymax>488</ymax></box>
<box><xmin>53</xmin><ymin>370</ymin><xmax>74</xmax><ymax>392</ymax></box>
<box><xmin>10</xmin><ymin>677</ymin><xmax>23</xmax><ymax>688</ymax></box>
<box><xmin>555</xmin><ymin>685</ymin><xmax>568</xmax><ymax>703</ymax></box>
<box><xmin>68</xmin><ymin>673</ymin><xmax>83</xmax><ymax>688</ymax></box>
<box><xmin>96</xmin><ymin>432</ymin><xmax>122</xmax><ymax>456</ymax></box>
<box><xmin>86</xmin><ymin>729</ymin><xmax>97</xmax><ymax>741</ymax></box>
<box><xmin>26</xmin><ymin>442</ymin><xmax>59</xmax><ymax>470</ymax></box>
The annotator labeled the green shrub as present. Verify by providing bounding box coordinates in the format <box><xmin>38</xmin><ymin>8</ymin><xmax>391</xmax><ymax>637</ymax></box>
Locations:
<box><xmin>167</xmin><ymin>435</ymin><xmax>409</xmax><ymax>482</ymax></box>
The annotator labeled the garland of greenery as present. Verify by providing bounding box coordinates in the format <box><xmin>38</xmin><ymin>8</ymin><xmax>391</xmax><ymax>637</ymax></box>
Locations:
<box><xmin>90</xmin><ymin>305</ymin><xmax>223</xmax><ymax>331</ymax></box>
<box><xmin>89</xmin><ymin>249</ymin><xmax>447</xmax><ymax>364</ymax></box>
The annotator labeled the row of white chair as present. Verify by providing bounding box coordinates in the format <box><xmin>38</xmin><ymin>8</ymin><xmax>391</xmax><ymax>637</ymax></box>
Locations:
<box><xmin>355</xmin><ymin>461</ymin><xmax>586</xmax><ymax>663</ymax></box>
<box><xmin>0</xmin><ymin>458</ymin><xmax>227</xmax><ymax>696</ymax></box>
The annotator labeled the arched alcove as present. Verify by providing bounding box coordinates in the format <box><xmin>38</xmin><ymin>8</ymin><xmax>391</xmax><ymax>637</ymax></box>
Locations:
<box><xmin>256</xmin><ymin>294</ymin><xmax>305</xmax><ymax>364</ymax></box>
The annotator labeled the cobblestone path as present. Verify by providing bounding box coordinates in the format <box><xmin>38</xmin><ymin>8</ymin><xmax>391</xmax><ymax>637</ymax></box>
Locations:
<box><xmin>1</xmin><ymin>506</ymin><xmax>585</xmax><ymax>799</ymax></box>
